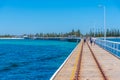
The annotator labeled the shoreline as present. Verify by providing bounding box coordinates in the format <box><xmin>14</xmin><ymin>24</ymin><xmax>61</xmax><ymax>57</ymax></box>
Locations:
<box><xmin>0</xmin><ymin>37</ymin><xmax>81</xmax><ymax>42</ymax></box>
<box><xmin>0</xmin><ymin>38</ymin><xmax>24</xmax><ymax>39</ymax></box>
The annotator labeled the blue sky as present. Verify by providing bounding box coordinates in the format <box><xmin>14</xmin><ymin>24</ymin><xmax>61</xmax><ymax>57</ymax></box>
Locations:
<box><xmin>0</xmin><ymin>0</ymin><xmax>120</xmax><ymax>35</ymax></box>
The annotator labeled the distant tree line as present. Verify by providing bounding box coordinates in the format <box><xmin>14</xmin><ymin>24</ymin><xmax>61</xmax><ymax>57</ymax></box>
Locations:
<box><xmin>0</xmin><ymin>34</ymin><xmax>14</xmax><ymax>38</ymax></box>
<box><xmin>0</xmin><ymin>29</ymin><xmax>82</xmax><ymax>38</ymax></box>
<box><xmin>1</xmin><ymin>28</ymin><xmax>120</xmax><ymax>38</ymax></box>
<box><xmin>28</xmin><ymin>29</ymin><xmax>82</xmax><ymax>37</ymax></box>
<box><xmin>87</xmin><ymin>28</ymin><xmax>120</xmax><ymax>37</ymax></box>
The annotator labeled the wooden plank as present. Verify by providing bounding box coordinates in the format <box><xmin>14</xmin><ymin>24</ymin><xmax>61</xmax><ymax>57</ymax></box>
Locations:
<box><xmin>79</xmin><ymin>43</ymin><xmax>104</xmax><ymax>80</ymax></box>
<box><xmin>90</xmin><ymin>43</ymin><xmax>120</xmax><ymax>80</ymax></box>
<box><xmin>51</xmin><ymin>41</ymin><xmax>83</xmax><ymax>80</ymax></box>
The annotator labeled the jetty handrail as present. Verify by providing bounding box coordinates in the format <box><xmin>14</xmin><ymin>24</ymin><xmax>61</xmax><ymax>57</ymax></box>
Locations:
<box><xmin>97</xmin><ymin>39</ymin><xmax>120</xmax><ymax>44</ymax></box>
<box><xmin>50</xmin><ymin>40</ymin><xmax>82</xmax><ymax>80</ymax></box>
<box><xmin>95</xmin><ymin>38</ymin><xmax>120</xmax><ymax>58</ymax></box>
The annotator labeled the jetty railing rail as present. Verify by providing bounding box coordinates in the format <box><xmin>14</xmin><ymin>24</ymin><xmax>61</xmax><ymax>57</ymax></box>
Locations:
<box><xmin>95</xmin><ymin>39</ymin><xmax>120</xmax><ymax>58</ymax></box>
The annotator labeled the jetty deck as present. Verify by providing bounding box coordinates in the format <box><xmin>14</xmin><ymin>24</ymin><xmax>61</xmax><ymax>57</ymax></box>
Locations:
<box><xmin>50</xmin><ymin>40</ymin><xmax>120</xmax><ymax>80</ymax></box>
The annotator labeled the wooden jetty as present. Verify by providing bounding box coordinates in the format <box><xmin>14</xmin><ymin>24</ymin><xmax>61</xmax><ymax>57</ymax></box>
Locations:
<box><xmin>50</xmin><ymin>39</ymin><xmax>120</xmax><ymax>80</ymax></box>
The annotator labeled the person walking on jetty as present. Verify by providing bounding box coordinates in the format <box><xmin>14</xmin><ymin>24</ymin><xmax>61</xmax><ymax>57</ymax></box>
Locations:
<box><xmin>84</xmin><ymin>38</ymin><xmax>86</xmax><ymax>44</ymax></box>
<box><xmin>90</xmin><ymin>37</ymin><xmax>93</xmax><ymax>46</ymax></box>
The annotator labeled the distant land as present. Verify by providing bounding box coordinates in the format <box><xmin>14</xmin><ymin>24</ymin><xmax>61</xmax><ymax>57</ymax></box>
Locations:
<box><xmin>0</xmin><ymin>28</ymin><xmax>120</xmax><ymax>40</ymax></box>
<box><xmin>0</xmin><ymin>29</ymin><xmax>81</xmax><ymax>38</ymax></box>
<box><xmin>0</xmin><ymin>29</ymin><xmax>81</xmax><ymax>42</ymax></box>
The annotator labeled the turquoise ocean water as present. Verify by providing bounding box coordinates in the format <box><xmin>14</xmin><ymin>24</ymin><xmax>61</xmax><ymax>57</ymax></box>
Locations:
<box><xmin>0</xmin><ymin>39</ymin><xmax>77</xmax><ymax>80</ymax></box>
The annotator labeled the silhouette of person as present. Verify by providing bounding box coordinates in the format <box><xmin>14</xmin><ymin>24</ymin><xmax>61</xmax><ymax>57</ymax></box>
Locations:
<box><xmin>90</xmin><ymin>37</ymin><xmax>93</xmax><ymax>46</ymax></box>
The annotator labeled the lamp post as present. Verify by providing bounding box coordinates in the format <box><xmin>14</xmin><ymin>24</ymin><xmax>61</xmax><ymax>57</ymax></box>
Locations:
<box><xmin>99</xmin><ymin>5</ymin><xmax>106</xmax><ymax>40</ymax></box>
